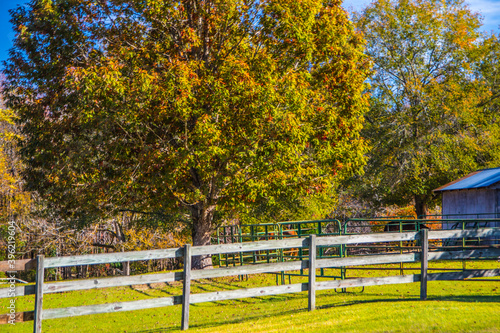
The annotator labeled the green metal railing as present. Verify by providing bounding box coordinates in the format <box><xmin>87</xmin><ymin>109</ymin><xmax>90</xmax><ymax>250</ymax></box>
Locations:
<box><xmin>215</xmin><ymin>220</ymin><xmax>343</xmax><ymax>284</ymax></box>
<box><xmin>276</xmin><ymin>220</ymin><xmax>343</xmax><ymax>282</ymax></box>
<box><xmin>214</xmin><ymin>216</ymin><xmax>500</xmax><ymax>287</ymax></box>
<box><xmin>216</xmin><ymin>223</ymin><xmax>280</xmax><ymax>268</ymax></box>
<box><xmin>421</xmin><ymin>213</ymin><xmax>500</xmax><ymax>219</ymax></box>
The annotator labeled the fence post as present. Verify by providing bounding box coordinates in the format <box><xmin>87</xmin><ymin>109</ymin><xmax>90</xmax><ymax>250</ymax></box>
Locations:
<box><xmin>420</xmin><ymin>228</ymin><xmax>428</xmax><ymax>300</ymax></box>
<box><xmin>122</xmin><ymin>248</ymin><xmax>130</xmax><ymax>276</ymax></box>
<box><xmin>33</xmin><ymin>255</ymin><xmax>45</xmax><ymax>333</ymax></box>
<box><xmin>308</xmin><ymin>234</ymin><xmax>316</xmax><ymax>311</ymax></box>
<box><xmin>181</xmin><ymin>244</ymin><xmax>192</xmax><ymax>330</ymax></box>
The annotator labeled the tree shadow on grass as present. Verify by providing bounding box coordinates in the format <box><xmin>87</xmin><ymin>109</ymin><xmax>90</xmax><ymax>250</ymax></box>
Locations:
<box><xmin>319</xmin><ymin>294</ymin><xmax>500</xmax><ymax>310</ymax></box>
<box><xmin>124</xmin><ymin>292</ymin><xmax>380</xmax><ymax>333</ymax></box>
<box><xmin>428</xmin><ymin>294</ymin><xmax>500</xmax><ymax>303</ymax></box>
<box><xmin>128</xmin><ymin>292</ymin><xmax>500</xmax><ymax>333</ymax></box>
<box><xmin>130</xmin><ymin>306</ymin><xmax>308</xmax><ymax>333</ymax></box>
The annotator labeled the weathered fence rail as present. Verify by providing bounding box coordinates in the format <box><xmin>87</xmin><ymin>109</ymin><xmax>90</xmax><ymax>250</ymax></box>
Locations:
<box><xmin>0</xmin><ymin>259</ymin><xmax>36</xmax><ymax>272</ymax></box>
<box><xmin>1</xmin><ymin>229</ymin><xmax>499</xmax><ymax>331</ymax></box>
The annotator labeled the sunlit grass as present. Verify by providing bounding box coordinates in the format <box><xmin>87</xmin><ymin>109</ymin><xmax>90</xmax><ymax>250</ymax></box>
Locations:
<box><xmin>1</xmin><ymin>260</ymin><xmax>499</xmax><ymax>332</ymax></box>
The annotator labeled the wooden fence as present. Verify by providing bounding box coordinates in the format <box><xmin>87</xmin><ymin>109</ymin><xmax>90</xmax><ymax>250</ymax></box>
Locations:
<box><xmin>1</xmin><ymin>228</ymin><xmax>500</xmax><ymax>332</ymax></box>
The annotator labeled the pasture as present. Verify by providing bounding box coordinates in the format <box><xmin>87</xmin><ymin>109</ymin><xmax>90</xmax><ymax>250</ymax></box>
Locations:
<box><xmin>1</xmin><ymin>260</ymin><xmax>499</xmax><ymax>332</ymax></box>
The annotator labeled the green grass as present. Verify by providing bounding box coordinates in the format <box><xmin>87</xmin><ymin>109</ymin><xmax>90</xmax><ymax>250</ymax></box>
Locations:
<box><xmin>1</xmin><ymin>261</ymin><xmax>499</xmax><ymax>332</ymax></box>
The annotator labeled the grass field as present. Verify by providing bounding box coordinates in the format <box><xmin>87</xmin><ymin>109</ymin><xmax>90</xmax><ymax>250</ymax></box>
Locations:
<box><xmin>1</xmin><ymin>260</ymin><xmax>499</xmax><ymax>332</ymax></box>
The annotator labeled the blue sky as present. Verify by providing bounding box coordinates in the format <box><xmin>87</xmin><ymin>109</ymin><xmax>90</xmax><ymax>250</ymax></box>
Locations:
<box><xmin>0</xmin><ymin>0</ymin><xmax>499</xmax><ymax>67</ymax></box>
<box><xmin>0</xmin><ymin>0</ymin><xmax>30</xmax><ymax>67</ymax></box>
<box><xmin>343</xmin><ymin>0</ymin><xmax>500</xmax><ymax>33</ymax></box>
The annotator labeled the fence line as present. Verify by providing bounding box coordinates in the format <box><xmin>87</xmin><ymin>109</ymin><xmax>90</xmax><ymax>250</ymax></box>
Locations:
<box><xmin>3</xmin><ymin>249</ymin><xmax>500</xmax><ymax>300</ymax></box>
<box><xmin>1</xmin><ymin>228</ymin><xmax>499</xmax><ymax>331</ymax></box>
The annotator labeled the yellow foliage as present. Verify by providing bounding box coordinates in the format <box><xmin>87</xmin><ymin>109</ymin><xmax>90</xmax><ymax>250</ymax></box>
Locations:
<box><xmin>384</xmin><ymin>205</ymin><xmax>417</xmax><ymax>218</ymax></box>
<box><xmin>0</xmin><ymin>108</ymin><xmax>31</xmax><ymax>221</ymax></box>
<box><xmin>123</xmin><ymin>227</ymin><xmax>189</xmax><ymax>252</ymax></box>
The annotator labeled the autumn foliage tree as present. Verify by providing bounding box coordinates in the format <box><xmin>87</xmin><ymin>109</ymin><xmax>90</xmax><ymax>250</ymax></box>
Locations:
<box><xmin>0</xmin><ymin>107</ymin><xmax>30</xmax><ymax>223</ymax></box>
<box><xmin>4</xmin><ymin>0</ymin><xmax>370</xmax><ymax>268</ymax></box>
<box><xmin>0</xmin><ymin>93</ymin><xmax>33</xmax><ymax>261</ymax></box>
<box><xmin>474</xmin><ymin>34</ymin><xmax>500</xmax><ymax>166</ymax></box>
<box><xmin>353</xmin><ymin>0</ymin><xmax>499</xmax><ymax>217</ymax></box>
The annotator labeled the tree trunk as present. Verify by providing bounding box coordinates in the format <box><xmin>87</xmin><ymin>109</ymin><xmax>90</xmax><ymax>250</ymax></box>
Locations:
<box><xmin>414</xmin><ymin>195</ymin><xmax>428</xmax><ymax>219</ymax></box>
<box><xmin>190</xmin><ymin>204</ymin><xmax>215</xmax><ymax>270</ymax></box>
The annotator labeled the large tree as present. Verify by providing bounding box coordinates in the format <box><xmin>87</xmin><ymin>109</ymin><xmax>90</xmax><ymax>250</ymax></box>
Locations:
<box><xmin>4</xmin><ymin>0</ymin><xmax>370</xmax><ymax>268</ymax></box>
<box><xmin>353</xmin><ymin>0</ymin><xmax>498</xmax><ymax>217</ymax></box>
<box><xmin>475</xmin><ymin>34</ymin><xmax>500</xmax><ymax>165</ymax></box>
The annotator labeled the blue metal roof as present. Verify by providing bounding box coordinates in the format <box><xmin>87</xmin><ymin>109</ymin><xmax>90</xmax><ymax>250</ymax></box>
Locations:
<box><xmin>434</xmin><ymin>167</ymin><xmax>500</xmax><ymax>192</ymax></box>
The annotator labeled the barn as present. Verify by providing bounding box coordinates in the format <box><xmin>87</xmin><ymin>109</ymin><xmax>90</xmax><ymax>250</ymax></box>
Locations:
<box><xmin>433</xmin><ymin>167</ymin><xmax>500</xmax><ymax>232</ymax></box>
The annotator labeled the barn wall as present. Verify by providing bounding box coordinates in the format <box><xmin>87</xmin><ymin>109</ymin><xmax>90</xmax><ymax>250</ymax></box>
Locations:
<box><xmin>497</xmin><ymin>189</ymin><xmax>500</xmax><ymax>216</ymax></box>
<box><xmin>441</xmin><ymin>188</ymin><xmax>500</xmax><ymax>229</ymax></box>
<box><xmin>442</xmin><ymin>189</ymin><xmax>496</xmax><ymax>216</ymax></box>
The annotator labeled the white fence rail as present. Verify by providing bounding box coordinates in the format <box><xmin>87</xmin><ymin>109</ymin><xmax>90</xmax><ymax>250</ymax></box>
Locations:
<box><xmin>1</xmin><ymin>229</ymin><xmax>499</xmax><ymax>331</ymax></box>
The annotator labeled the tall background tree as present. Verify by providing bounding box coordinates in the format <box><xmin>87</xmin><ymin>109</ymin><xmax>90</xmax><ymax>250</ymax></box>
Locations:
<box><xmin>352</xmin><ymin>0</ymin><xmax>499</xmax><ymax>217</ymax></box>
<box><xmin>4</xmin><ymin>0</ymin><xmax>370</xmax><ymax>268</ymax></box>
<box><xmin>475</xmin><ymin>33</ymin><xmax>500</xmax><ymax>165</ymax></box>
<box><xmin>0</xmin><ymin>90</ymin><xmax>30</xmax><ymax>225</ymax></box>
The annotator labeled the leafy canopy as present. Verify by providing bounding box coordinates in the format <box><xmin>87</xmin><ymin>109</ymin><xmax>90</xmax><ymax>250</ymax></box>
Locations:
<box><xmin>353</xmin><ymin>0</ymin><xmax>498</xmax><ymax>215</ymax></box>
<box><xmin>4</xmin><ymin>0</ymin><xmax>370</xmax><ymax>252</ymax></box>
